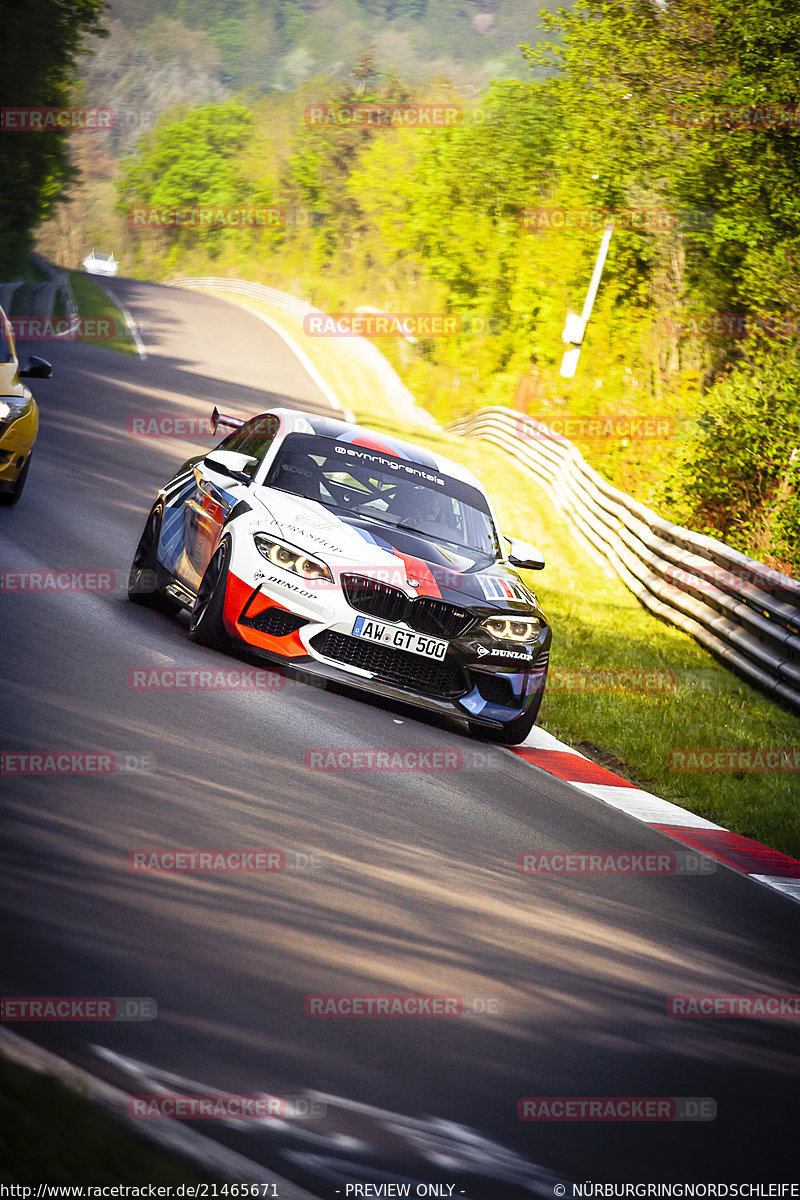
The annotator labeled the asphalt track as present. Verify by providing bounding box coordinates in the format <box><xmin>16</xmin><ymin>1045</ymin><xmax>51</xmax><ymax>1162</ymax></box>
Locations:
<box><xmin>1</xmin><ymin>278</ymin><xmax>800</xmax><ymax>1194</ymax></box>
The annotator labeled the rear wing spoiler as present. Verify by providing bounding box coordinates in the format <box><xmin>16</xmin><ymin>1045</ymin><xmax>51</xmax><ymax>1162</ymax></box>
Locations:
<box><xmin>209</xmin><ymin>407</ymin><xmax>245</xmax><ymax>436</ymax></box>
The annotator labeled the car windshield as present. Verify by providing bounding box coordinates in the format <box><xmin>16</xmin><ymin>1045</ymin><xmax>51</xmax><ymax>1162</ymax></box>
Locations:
<box><xmin>265</xmin><ymin>433</ymin><xmax>502</xmax><ymax>556</ymax></box>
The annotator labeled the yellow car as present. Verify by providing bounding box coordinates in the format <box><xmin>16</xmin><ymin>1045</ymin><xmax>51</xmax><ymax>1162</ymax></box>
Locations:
<box><xmin>0</xmin><ymin>305</ymin><xmax>53</xmax><ymax>506</ymax></box>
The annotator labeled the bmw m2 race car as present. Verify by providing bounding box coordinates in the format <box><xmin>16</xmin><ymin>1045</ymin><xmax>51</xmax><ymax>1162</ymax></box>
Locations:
<box><xmin>128</xmin><ymin>408</ymin><xmax>550</xmax><ymax>742</ymax></box>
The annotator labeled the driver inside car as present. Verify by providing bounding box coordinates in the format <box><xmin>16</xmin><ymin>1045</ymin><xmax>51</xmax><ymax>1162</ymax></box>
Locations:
<box><xmin>398</xmin><ymin>484</ymin><xmax>460</xmax><ymax>538</ymax></box>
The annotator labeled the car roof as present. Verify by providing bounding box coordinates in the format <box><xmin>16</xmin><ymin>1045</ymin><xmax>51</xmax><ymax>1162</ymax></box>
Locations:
<box><xmin>267</xmin><ymin>408</ymin><xmax>486</xmax><ymax>492</ymax></box>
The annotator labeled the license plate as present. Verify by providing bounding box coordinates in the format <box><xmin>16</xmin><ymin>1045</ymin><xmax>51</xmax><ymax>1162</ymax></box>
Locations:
<box><xmin>352</xmin><ymin>616</ymin><xmax>448</xmax><ymax>660</ymax></box>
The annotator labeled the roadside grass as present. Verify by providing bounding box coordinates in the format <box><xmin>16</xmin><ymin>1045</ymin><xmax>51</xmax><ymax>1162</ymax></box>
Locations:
<box><xmin>178</xmin><ymin>284</ymin><xmax>800</xmax><ymax>861</ymax></box>
<box><xmin>0</xmin><ymin>1056</ymin><xmax>219</xmax><ymax>1184</ymax></box>
<box><xmin>67</xmin><ymin>270</ymin><xmax>138</xmax><ymax>356</ymax></box>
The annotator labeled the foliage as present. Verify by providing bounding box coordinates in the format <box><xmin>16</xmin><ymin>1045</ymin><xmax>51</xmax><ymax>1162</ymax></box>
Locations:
<box><xmin>39</xmin><ymin>0</ymin><xmax>800</xmax><ymax>573</ymax></box>
<box><xmin>661</xmin><ymin>340</ymin><xmax>800</xmax><ymax>573</ymax></box>
<box><xmin>116</xmin><ymin>102</ymin><xmax>265</xmax><ymax>251</ymax></box>
<box><xmin>101</xmin><ymin>0</ymin><xmax>557</xmax><ymax>93</ymax></box>
<box><xmin>518</xmin><ymin>0</ymin><xmax>800</xmax><ymax>570</ymax></box>
<box><xmin>0</xmin><ymin>0</ymin><xmax>108</xmax><ymax>272</ymax></box>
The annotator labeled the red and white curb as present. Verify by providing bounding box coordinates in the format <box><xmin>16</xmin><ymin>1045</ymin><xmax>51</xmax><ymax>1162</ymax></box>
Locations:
<box><xmin>509</xmin><ymin>727</ymin><xmax>800</xmax><ymax>904</ymax></box>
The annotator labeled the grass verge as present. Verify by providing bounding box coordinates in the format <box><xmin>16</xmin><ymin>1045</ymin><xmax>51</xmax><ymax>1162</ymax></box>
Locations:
<box><xmin>67</xmin><ymin>270</ymin><xmax>138</xmax><ymax>356</ymax></box>
<box><xmin>0</xmin><ymin>1055</ymin><xmax>219</xmax><ymax>1184</ymax></box>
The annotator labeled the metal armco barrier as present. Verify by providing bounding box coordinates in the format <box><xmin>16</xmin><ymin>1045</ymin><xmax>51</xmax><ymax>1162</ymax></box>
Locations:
<box><xmin>447</xmin><ymin>407</ymin><xmax>800</xmax><ymax>713</ymax></box>
<box><xmin>29</xmin><ymin>252</ymin><xmax>78</xmax><ymax>326</ymax></box>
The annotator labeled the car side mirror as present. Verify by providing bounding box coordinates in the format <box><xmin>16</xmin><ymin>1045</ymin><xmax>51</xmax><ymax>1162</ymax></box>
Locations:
<box><xmin>504</xmin><ymin>535</ymin><xmax>545</xmax><ymax>570</ymax></box>
<box><xmin>19</xmin><ymin>356</ymin><xmax>53</xmax><ymax>379</ymax></box>
<box><xmin>204</xmin><ymin>450</ymin><xmax>257</xmax><ymax>485</ymax></box>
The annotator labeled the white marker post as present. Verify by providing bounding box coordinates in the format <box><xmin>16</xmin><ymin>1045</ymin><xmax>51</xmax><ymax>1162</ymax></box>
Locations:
<box><xmin>560</xmin><ymin>222</ymin><xmax>614</xmax><ymax>378</ymax></box>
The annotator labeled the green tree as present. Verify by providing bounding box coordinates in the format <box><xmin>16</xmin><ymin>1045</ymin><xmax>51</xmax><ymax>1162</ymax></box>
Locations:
<box><xmin>661</xmin><ymin>340</ymin><xmax>800</xmax><ymax>573</ymax></box>
<box><xmin>0</xmin><ymin>0</ymin><xmax>108</xmax><ymax>271</ymax></box>
<box><xmin>525</xmin><ymin>0</ymin><xmax>800</xmax><ymax>330</ymax></box>
<box><xmin>282</xmin><ymin>50</ymin><xmax>414</xmax><ymax>264</ymax></box>
<box><xmin>117</xmin><ymin>101</ymin><xmax>260</xmax><ymax>249</ymax></box>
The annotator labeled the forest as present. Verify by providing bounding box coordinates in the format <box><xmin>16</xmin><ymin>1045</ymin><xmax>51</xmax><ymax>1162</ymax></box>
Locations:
<box><xmin>17</xmin><ymin>0</ymin><xmax>800</xmax><ymax>575</ymax></box>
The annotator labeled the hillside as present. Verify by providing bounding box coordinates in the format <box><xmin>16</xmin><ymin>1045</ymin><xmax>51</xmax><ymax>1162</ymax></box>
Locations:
<box><xmin>78</xmin><ymin>0</ymin><xmax>563</xmax><ymax>150</ymax></box>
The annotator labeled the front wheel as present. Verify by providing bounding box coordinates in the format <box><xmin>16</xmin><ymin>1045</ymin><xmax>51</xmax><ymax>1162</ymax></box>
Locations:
<box><xmin>189</xmin><ymin>539</ymin><xmax>232</xmax><ymax>649</ymax></box>
<box><xmin>128</xmin><ymin>503</ymin><xmax>177</xmax><ymax>610</ymax></box>
<box><xmin>0</xmin><ymin>453</ymin><xmax>31</xmax><ymax>507</ymax></box>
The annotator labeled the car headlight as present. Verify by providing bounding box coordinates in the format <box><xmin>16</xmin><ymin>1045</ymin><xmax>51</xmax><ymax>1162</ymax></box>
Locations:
<box><xmin>481</xmin><ymin>615</ymin><xmax>542</xmax><ymax>642</ymax></box>
<box><xmin>0</xmin><ymin>397</ymin><xmax>29</xmax><ymax>422</ymax></box>
<box><xmin>253</xmin><ymin>533</ymin><xmax>333</xmax><ymax>583</ymax></box>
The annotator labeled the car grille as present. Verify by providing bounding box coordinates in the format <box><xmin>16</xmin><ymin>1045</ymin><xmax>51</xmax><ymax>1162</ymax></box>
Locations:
<box><xmin>311</xmin><ymin>630</ymin><xmax>467</xmax><ymax>698</ymax></box>
<box><xmin>340</xmin><ymin>575</ymin><xmax>407</xmax><ymax>623</ymax></box>
<box><xmin>240</xmin><ymin>606</ymin><xmax>308</xmax><ymax>637</ymax></box>
<box><xmin>341</xmin><ymin>574</ymin><xmax>475</xmax><ymax>639</ymax></box>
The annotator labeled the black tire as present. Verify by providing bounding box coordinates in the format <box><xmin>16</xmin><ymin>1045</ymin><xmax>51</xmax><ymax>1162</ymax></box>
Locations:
<box><xmin>188</xmin><ymin>539</ymin><xmax>232</xmax><ymax>649</ymax></box>
<box><xmin>128</xmin><ymin>503</ymin><xmax>177</xmax><ymax>610</ymax></box>
<box><xmin>469</xmin><ymin>685</ymin><xmax>544</xmax><ymax>745</ymax></box>
<box><xmin>0</xmin><ymin>453</ymin><xmax>31</xmax><ymax>507</ymax></box>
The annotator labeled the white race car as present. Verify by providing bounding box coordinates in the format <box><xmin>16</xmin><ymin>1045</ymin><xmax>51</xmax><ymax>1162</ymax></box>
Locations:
<box><xmin>128</xmin><ymin>408</ymin><xmax>551</xmax><ymax>742</ymax></box>
<box><xmin>82</xmin><ymin>250</ymin><xmax>118</xmax><ymax>277</ymax></box>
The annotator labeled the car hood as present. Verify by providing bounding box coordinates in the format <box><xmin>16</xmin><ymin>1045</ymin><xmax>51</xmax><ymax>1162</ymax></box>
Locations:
<box><xmin>250</xmin><ymin>486</ymin><xmax>540</xmax><ymax>611</ymax></box>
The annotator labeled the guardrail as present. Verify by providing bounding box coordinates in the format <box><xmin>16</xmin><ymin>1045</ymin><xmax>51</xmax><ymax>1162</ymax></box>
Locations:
<box><xmin>169</xmin><ymin>277</ymin><xmax>437</xmax><ymax>429</ymax></box>
<box><xmin>29</xmin><ymin>252</ymin><xmax>78</xmax><ymax>328</ymax></box>
<box><xmin>448</xmin><ymin>407</ymin><xmax>800</xmax><ymax>713</ymax></box>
